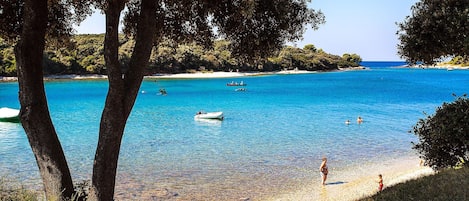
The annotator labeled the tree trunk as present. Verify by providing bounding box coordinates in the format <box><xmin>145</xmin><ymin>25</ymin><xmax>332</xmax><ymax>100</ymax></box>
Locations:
<box><xmin>90</xmin><ymin>0</ymin><xmax>157</xmax><ymax>200</ymax></box>
<box><xmin>15</xmin><ymin>0</ymin><xmax>74</xmax><ymax>200</ymax></box>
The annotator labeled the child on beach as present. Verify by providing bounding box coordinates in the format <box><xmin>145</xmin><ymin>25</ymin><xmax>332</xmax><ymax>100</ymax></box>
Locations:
<box><xmin>377</xmin><ymin>174</ymin><xmax>383</xmax><ymax>191</ymax></box>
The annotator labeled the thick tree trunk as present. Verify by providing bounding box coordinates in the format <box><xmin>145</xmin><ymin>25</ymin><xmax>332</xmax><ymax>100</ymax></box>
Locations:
<box><xmin>90</xmin><ymin>2</ymin><xmax>126</xmax><ymax>200</ymax></box>
<box><xmin>90</xmin><ymin>0</ymin><xmax>157</xmax><ymax>200</ymax></box>
<box><xmin>15</xmin><ymin>0</ymin><xmax>74</xmax><ymax>200</ymax></box>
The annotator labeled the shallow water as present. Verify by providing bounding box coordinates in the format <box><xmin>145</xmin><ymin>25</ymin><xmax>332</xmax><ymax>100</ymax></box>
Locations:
<box><xmin>1</xmin><ymin>62</ymin><xmax>468</xmax><ymax>200</ymax></box>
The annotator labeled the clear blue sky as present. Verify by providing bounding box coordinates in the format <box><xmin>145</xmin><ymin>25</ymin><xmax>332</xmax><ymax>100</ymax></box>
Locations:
<box><xmin>74</xmin><ymin>0</ymin><xmax>418</xmax><ymax>61</ymax></box>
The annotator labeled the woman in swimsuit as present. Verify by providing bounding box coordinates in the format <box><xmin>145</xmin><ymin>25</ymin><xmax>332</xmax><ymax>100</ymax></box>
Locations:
<box><xmin>319</xmin><ymin>157</ymin><xmax>328</xmax><ymax>185</ymax></box>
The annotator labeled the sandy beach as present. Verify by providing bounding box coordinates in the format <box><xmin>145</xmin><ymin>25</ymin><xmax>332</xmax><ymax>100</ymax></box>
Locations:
<box><xmin>267</xmin><ymin>156</ymin><xmax>434</xmax><ymax>201</ymax></box>
<box><xmin>2</xmin><ymin>63</ymin><xmax>467</xmax><ymax>82</ymax></box>
<box><xmin>149</xmin><ymin>67</ymin><xmax>366</xmax><ymax>79</ymax></box>
<box><xmin>147</xmin><ymin>70</ymin><xmax>315</xmax><ymax>79</ymax></box>
<box><xmin>111</xmin><ymin>156</ymin><xmax>435</xmax><ymax>201</ymax></box>
<box><xmin>0</xmin><ymin>71</ymin><xmax>290</xmax><ymax>82</ymax></box>
<box><xmin>1</xmin><ymin>67</ymin><xmax>369</xmax><ymax>82</ymax></box>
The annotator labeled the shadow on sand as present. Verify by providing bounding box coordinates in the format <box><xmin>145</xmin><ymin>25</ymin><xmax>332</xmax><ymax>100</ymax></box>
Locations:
<box><xmin>325</xmin><ymin>181</ymin><xmax>347</xmax><ymax>185</ymax></box>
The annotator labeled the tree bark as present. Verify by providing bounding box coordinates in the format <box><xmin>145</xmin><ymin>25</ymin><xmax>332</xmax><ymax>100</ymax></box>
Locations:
<box><xmin>14</xmin><ymin>0</ymin><xmax>74</xmax><ymax>200</ymax></box>
<box><xmin>90</xmin><ymin>0</ymin><xmax>157</xmax><ymax>200</ymax></box>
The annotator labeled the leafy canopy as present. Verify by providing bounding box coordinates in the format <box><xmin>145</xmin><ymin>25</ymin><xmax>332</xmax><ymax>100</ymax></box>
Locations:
<box><xmin>397</xmin><ymin>0</ymin><xmax>469</xmax><ymax>65</ymax></box>
<box><xmin>122</xmin><ymin>0</ymin><xmax>325</xmax><ymax>63</ymax></box>
<box><xmin>0</xmin><ymin>0</ymin><xmax>93</xmax><ymax>45</ymax></box>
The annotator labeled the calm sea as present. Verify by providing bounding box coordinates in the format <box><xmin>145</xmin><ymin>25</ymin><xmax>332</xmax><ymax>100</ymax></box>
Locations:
<box><xmin>1</xmin><ymin>61</ymin><xmax>468</xmax><ymax>200</ymax></box>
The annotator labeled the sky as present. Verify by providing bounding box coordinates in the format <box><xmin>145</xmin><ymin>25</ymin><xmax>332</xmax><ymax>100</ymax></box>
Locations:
<box><xmin>74</xmin><ymin>0</ymin><xmax>419</xmax><ymax>61</ymax></box>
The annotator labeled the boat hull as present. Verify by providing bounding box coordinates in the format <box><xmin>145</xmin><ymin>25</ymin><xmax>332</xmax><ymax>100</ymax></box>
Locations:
<box><xmin>0</xmin><ymin>107</ymin><xmax>20</xmax><ymax>123</ymax></box>
<box><xmin>194</xmin><ymin>112</ymin><xmax>224</xmax><ymax>120</ymax></box>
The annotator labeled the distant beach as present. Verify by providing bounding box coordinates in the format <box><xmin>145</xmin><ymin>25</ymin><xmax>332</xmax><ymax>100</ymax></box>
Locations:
<box><xmin>148</xmin><ymin>70</ymin><xmax>313</xmax><ymax>79</ymax></box>
<box><xmin>0</xmin><ymin>67</ymin><xmax>367</xmax><ymax>82</ymax></box>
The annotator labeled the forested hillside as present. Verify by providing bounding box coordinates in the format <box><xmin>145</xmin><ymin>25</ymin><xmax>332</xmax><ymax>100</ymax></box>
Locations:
<box><xmin>0</xmin><ymin>34</ymin><xmax>362</xmax><ymax>76</ymax></box>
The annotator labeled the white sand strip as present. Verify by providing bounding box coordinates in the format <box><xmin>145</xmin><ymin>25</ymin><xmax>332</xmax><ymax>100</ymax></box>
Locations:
<box><xmin>2</xmin><ymin>68</ymin><xmax>366</xmax><ymax>82</ymax></box>
<box><xmin>147</xmin><ymin>70</ymin><xmax>315</xmax><ymax>79</ymax></box>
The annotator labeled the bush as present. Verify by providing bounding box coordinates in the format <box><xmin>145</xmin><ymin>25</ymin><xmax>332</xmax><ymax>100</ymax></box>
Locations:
<box><xmin>411</xmin><ymin>95</ymin><xmax>469</xmax><ymax>170</ymax></box>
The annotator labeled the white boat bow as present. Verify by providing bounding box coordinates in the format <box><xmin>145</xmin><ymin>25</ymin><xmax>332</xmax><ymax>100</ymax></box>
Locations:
<box><xmin>0</xmin><ymin>107</ymin><xmax>20</xmax><ymax>123</ymax></box>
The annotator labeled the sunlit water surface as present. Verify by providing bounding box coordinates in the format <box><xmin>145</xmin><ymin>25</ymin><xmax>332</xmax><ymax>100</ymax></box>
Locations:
<box><xmin>1</xmin><ymin>62</ymin><xmax>468</xmax><ymax>200</ymax></box>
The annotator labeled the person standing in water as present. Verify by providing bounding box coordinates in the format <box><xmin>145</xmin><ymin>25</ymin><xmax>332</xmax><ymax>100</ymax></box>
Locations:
<box><xmin>319</xmin><ymin>157</ymin><xmax>328</xmax><ymax>185</ymax></box>
<box><xmin>357</xmin><ymin>116</ymin><xmax>363</xmax><ymax>124</ymax></box>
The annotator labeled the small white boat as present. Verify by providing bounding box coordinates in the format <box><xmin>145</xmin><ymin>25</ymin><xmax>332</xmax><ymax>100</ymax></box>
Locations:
<box><xmin>0</xmin><ymin>107</ymin><xmax>20</xmax><ymax>123</ymax></box>
<box><xmin>194</xmin><ymin>111</ymin><xmax>224</xmax><ymax>120</ymax></box>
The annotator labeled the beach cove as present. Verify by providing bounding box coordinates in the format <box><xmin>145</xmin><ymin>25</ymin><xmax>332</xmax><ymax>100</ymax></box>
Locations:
<box><xmin>0</xmin><ymin>66</ymin><xmax>366</xmax><ymax>82</ymax></box>
<box><xmin>1</xmin><ymin>61</ymin><xmax>468</xmax><ymax>200</ymax></box>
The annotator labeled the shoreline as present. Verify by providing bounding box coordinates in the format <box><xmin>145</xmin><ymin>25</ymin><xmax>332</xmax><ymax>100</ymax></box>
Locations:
<box><xmin>110</xmin><ymin>155</ymin><xmax>435</xmax><ymax>200</ymax></box>
<box><xmin>0</xmin><ymin>67</ymin><xmax>367</xmax><ymax>82</ymax></box>
<box><xmin>2</xmin><ymin>63</ymin><xmax>468</xmax><ymax>82</ymax></box>
<box><xmin>266</xmin><ymin>156</ymin><xmax>435</xmax><ymax>201</ymax></box>
<box><xmin>403</xmin><ymin>63</ymin><xmax>469</xmax><ymax>70</ymax></box>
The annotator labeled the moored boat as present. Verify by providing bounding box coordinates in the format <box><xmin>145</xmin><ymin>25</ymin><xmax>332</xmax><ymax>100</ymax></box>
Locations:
<box><xmin>194</xmin><ymin>111</ymin><xmax>224</xmax><ymax>120</ymax></box>
<box><xmin>0</xmin><ymin>107</ymin><xmax>20</xmax><ymax>123</ymax></box>
<box><xmin>226</xmin><ymin>81</ymin><xmax>247</xmax><ymax>86</ymax></box>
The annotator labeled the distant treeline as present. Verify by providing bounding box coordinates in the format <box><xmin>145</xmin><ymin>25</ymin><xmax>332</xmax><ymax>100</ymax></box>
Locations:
<box><xmin>0</xmin><ymin>34</ymin><xmax>362</xmax><ymax>76</ymax></box>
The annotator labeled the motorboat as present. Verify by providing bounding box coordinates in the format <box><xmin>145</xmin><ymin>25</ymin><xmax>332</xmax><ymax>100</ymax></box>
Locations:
<box><xmin>0</xmin><ymin>107</ymin><xmax>20</xmax><ymax>123</ymax></box>
<box><xmin>226</xmin><ymin>81</ymin><xmax>247</xmax><ymax>86</ymax></box>
<box><xmin>235</xmin><ymin>88</ymin><xmax>246</xmax><ymax>92</ymax></box>
<box><xmin>194</xmin><ymin>111</ymin><xmax>224</xmax><ymax>120</ymax></box>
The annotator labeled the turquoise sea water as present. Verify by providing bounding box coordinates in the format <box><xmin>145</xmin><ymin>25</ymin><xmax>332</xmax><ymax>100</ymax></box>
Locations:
<box><xmin>1</xmin><ymin>61</ymin><xmax>468</xmax><ymax>200</ymax></box>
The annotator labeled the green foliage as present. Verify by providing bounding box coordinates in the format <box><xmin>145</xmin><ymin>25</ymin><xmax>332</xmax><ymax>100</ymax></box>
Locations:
<box><xmin>123</xmin><ymin>0</ymin><xmax>326</xmax><ymax>64</ymax></box>
<box><xmin>0</xmin><ymin>0</ymin><xmax>93</xmax><ymax>45</ymax></box>
<box><xmin>0</xmin><ymin>36</ymin><xmax>361</xmax><ymax>76</ymax></box>
<box><xmin>411</xmin><ymin>95</ymin><xmax>469</xmax><ymax>170</ymax></box>
<box><xmin>268</xmin><ymin>45</ymin><xmax>361</xmax><ymax>71</ymax></box>
<box><xmin>342</xmin><ymin>53</ymin><xmax>362</xmax><ymax>67</ymax></box>
<box><xmin>0</xmin><ymin>41</ymin><xmax>16</xmax><ymax>76</ymax></box>
<box><xmin>397</xmin><ymin>0</ymin><xmax>469</xmax><ymax>65</ymax></box>
<box><xmin>361</xmin><ymin>167</ymin><xmax>469</xmax><ymax>201</ymax></box>
<box><xmin>303</xmin><ymin>44</ymin><xmax>317</xmax><ymax>53</ymax></box>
